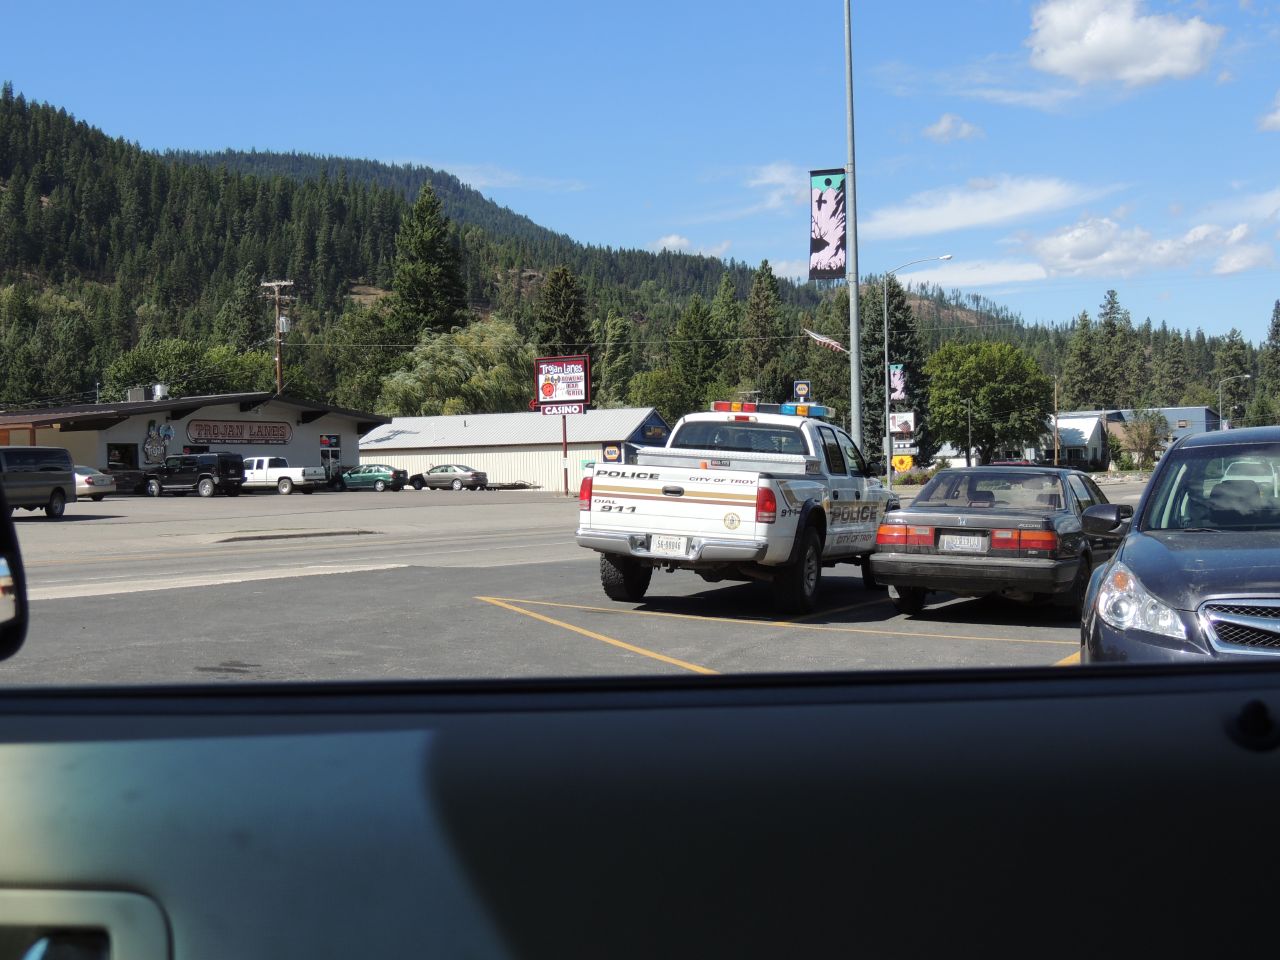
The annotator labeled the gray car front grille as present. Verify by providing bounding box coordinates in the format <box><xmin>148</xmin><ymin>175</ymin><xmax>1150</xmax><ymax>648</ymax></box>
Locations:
<box><xmin>1201</xmin><ymin>599</ymin><xmax>1280</xmax><ymax>656</ymax></box>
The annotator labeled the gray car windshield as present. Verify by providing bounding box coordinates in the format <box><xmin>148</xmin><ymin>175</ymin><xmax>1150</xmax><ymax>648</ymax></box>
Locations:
<box><xmin>1143</xmin><ymin>443</ymin><xmax>1280</xmax><ymax>532</ymax></box>
<box><xmin>913</xmin><ymin>471</ymin><xmax>1066</xmax><ymax>511</ymax></box>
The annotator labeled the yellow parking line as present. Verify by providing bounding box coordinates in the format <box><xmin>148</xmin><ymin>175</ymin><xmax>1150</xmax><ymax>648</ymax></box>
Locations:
<box><xmin>1055</xmin><ymin>651</ymin><xmax>1081</xmax><ymax>666</ymax></box>
<box><xmin>484</xmin><ymin>596</ymin><xmax>1076</xmax><ymax>647</ymax></box>
<box><xmin>474</xmin><ymin>596</ymin><xmax>718</xmax><ymax>676</ymax></box>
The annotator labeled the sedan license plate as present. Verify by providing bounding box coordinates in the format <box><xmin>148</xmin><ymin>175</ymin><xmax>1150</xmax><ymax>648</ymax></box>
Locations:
<box><xmin>939</xmin><ymin>534</ymin><xmax>986</xmax><ymax>553</ymax></box>
<box><xmin>651</xmin><ymin>534</ymin><xmax>688</xmax><ymax>557</ymax></box>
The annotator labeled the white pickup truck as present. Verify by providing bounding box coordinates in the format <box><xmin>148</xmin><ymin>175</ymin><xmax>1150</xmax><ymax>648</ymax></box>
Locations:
<box><xmin>576</xmin><ymin>402</ymin><xmax>896</xmax><ymax>611</ymax></box>
<box><xmin>241</xmin><ymin>456</ymin><xmax>326</xmax><ymax>495</ymax></box>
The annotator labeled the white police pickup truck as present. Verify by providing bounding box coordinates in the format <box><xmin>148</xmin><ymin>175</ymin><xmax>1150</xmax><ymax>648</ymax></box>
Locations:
<box><xmin>576</xmin><ymin>401</ymin><xmax>895</xmax><ymax>612</ymax></box>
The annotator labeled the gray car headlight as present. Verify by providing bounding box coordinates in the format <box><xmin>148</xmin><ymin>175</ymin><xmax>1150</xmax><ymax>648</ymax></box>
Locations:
<box><xmin>1095</xmin><ymin>561</ymin><xmax>1186</xmax><ymax>640</ymax></box>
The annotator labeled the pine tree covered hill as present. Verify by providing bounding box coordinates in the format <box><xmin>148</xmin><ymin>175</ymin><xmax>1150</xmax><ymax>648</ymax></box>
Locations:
<box><xmin>1</xmin><ymin>84</ymin><xmax>1276</xmax><ymax>430</ymax></box>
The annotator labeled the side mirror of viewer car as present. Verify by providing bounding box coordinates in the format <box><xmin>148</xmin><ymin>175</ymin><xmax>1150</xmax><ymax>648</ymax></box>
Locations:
<box><xmin>0</xmin><ymin>484</ymin><xmax>29</xmax><ymax>660</ymax></box>
<box><xmin>1082</xmin><ymin>502</ymin><xmax>1134</xmax><ymax>537</ymax></box>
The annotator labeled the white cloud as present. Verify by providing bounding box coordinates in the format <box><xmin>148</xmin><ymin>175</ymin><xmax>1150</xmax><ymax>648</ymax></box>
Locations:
<box><xmin>1260</xmin><ymin>91</ymin><xmax>1280</xmax><ymax>131</ymax></box>
<box><xmin>1028</xmin><ymin>0</ymin><xmax>1224</xmax><ymax>86</ymax></box>
<box><xmin>901</xmin><ymin>260</ymin><xmax>1049</xmax><ymax>286</ymax></box>
<box><xmin>771</xmin><ymin>259</ymin><xmax>810</xmax><ymax>282</ymax></box>
<box><xmin>746</xmin><ymin>162</ymin><xmax>809</xmax><ymax>211</ymax></box>
<box><xmin>862</xmin><ymin>175</ymin><xmax>1111</xmax><ymax>239</ymax></box>
<box><xmin>961</xmin><ymin>86</ymin><xmax>1080</xmax><ymax>110</ymax></box>
<box><xmin>649</xmin><ymin>235</ymin><xmax>732</xmax><ymax>258</ymax></box>
<box><xmin>1214</xmin><ymin>244</ymin><xmax>1274</xmax><ymax>274</ymax></box>
<box><xmin>652</xmin><ymin>234</ymin><xmax>691</xmax><ymax>252</ymax></box>
<box><xmin>446</xmin><ymin>163</ymin><xmax>585</xmax><ymax>193</ymax></box>
<box><xmin>923</xmin><ymin>113</ymin><xmax>984</xmax><ymax>142</ymax></box>
<box><xmin>1030</xmin><ymin>216</ymin><xmax>1260</xmax><ymax>276</ymax></box>
<box><xmin>1202</xmin><ymin>186</ymin><xmax>1280</xmax><ymax>222</ymax></box>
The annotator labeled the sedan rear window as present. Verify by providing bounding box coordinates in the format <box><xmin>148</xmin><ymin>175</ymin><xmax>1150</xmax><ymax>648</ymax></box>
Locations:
<box><xmin>914</xmin><ymin>470</ymin><xmax>1066</xmax><ymax>510</ymax></box>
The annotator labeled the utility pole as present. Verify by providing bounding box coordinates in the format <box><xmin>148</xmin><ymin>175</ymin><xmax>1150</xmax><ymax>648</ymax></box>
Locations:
<box><xmin>1054</xmin><ymin>378</ymin><xmax>1060</xmax><ymax>466</ymax></box>
<box><xmin>966</xmin><ymin>397</ymin><xmax>972</xmax><ymax>467</ymax></box>
<box><xmin>260</xmin><ymin>280</ymin><xmax>294</xmax><ymax>395</ymax></box>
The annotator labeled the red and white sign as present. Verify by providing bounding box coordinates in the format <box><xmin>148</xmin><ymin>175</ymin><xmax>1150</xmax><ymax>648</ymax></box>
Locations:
<box><xmin>541</xmin><ymin>403</ymin><xmax>585</xmax><ymax>416</ymax></box>
<box><xmin>535</xmin><ymin>355</ymin><xmax>591</xmax><ymax>406</ymax></box>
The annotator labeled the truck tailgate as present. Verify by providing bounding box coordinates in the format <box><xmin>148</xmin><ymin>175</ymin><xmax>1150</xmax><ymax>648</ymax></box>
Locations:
<box><xmin>585</xmin><ymin>466</ymin><xmax>763</xmax><ymax>541</ymax></box>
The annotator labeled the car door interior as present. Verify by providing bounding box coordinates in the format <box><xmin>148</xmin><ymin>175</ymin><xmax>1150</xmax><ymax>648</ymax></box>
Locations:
<box><xmin>2</xmin><ymin>492</ymin><xmax>1279</xmax><ymax>957</ymax></box>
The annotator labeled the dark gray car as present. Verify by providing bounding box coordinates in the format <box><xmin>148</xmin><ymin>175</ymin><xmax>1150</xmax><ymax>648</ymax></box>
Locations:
<box><xmin>1082</xmin><ymin>426</ymin><xmax>1280</xmax><ymax>663</ymax></box>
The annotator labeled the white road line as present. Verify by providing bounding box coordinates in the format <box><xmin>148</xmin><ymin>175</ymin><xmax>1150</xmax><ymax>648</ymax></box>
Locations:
<box><xmin>28</xmin><ymin>563</ymin><xmax>410</xmax><ymax>601</ymax></box>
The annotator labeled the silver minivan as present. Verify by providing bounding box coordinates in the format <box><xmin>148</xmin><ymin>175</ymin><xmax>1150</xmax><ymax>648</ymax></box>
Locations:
<box><xmin>0</xmin><ymin>446</ymin><xmax>77</xmax><ymax>518</ymax></box>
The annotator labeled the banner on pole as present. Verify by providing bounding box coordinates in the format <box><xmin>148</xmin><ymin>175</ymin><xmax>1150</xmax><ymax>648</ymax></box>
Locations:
<box><xmin>889</xmin><ymin>364</ymin><xmax>906</xmax><ymax>401</ymax></box>
<box><xmin>809</xmin><ymin>169</ymin><xmax>846</xmax><ymax>280</ymax></box>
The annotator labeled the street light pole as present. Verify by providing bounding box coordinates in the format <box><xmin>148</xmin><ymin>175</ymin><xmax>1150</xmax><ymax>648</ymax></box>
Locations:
<box><xmin>843</xmin><ymin>0</ymin><xmax>863</xmax><ymax>451</ymax></box>
<box><xmin>882</xmin><ymin>255</ymin><xmax>951</xmax><ymax>491</ymax></box>
<box><xmin>1218</xmin><ymin>374</ymin><xmax>1251</xmax><ymax>430</ymax></box>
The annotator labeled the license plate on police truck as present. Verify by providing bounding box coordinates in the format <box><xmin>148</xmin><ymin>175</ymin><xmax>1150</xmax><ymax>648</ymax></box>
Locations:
<box><xmin>651</xmin><ymin>534</ymin><xmax>688</xmax><ymax>557</ymax></box>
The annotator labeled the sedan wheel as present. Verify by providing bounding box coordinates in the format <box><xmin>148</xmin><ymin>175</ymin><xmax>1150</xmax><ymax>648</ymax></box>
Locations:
<box><xmin>373</xmin><ymin>479</ymin><xmax>387</xmax><ymax>492</ymax></box>
<box><xmin>451</xmin><ymin>478</ymin><xmax>463</xmax><ymax>491</ymax></box>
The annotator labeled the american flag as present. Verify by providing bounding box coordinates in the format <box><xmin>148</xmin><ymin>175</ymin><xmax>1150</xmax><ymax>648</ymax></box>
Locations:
<box><xmin>803</xmin><ymin>328</ymin><xmax>848</xmax><ymax>354</ymax></box>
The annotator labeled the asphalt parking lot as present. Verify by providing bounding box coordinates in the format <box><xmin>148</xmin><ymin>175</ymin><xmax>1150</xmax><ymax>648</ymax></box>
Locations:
<box><xmin>0</xmin><ymin>480</ymin><xmax>1149</xmax><ymax>685</ymax></box>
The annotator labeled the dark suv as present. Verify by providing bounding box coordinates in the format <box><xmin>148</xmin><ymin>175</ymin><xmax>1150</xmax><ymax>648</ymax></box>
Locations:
<box><xmin>145</xmin><ymin>453</ymin><xmax>245</xmax><ymax>498</ymax></box>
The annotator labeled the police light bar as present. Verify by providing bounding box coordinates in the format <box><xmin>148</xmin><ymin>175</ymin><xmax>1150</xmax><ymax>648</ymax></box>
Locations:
<box><xmin>709</xmin><ymin>401</ymin><xmax>831</xmax><ymax>418</ymax></box>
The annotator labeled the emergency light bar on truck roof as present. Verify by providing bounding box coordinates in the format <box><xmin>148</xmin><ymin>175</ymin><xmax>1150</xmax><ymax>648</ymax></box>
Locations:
<box><xmin>709</xmin><ymin>401</ymin><xmax>832</xmax><ymax>418</ymax></box>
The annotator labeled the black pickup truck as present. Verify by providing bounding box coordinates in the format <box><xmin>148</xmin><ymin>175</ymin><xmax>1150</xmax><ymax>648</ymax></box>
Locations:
<box><xmin>144</xmin><ymin>453</ymin><xmax>245</xmax><ymax>498</ymax></box>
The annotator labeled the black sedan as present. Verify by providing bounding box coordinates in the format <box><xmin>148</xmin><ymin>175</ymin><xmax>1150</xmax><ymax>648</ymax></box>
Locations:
<box><xmin>1082</xmin><ymin>426</ymin><xmax>1280</xmax><ymax>663</ymax></box>
<box><xmin>870</xmin><ymin>466</ymin><xmax>1115</xmax><ymax>616</ymax></box>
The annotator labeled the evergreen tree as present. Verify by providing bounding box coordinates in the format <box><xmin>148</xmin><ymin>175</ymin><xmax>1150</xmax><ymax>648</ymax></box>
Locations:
<box><xmin>1095</xmin><ymin>289</ymin><xmax>1133</xmax><ymax>409</ymax></box>
<box><xmin>390</xmin><ymin>185</ymin><xmax>467</xmax><ymax>337</ymax></box>
<box><xmin>212</xmin><ymin>265</ymin><xmax>268</xmax><ymax>352</ymax></box>
<box><xmin>596</xmin><ymin>310</ymin><xmax>635</xmax><ymax>406</ymax></box>
<box><xmin>1259</xmin><ymin>300</ymin><xmax>1280</xmax><ymax>394</ymax></box>
<box><xmin>531</xmin><ymin>265</ymin><xmax>590</xmax><ymax>356</ymax></box>
<box><xmin>708</xmin><ymin>271</ymin><xmax>739</xmax><ymax>371</ymax></box>
<box><xmin>1213</xmin><ymin>327</ymin><xmax>1253</xmax><ymax>426</ymax></box>
<box><xmin>670</xmin><ymin>295</ymin><xmax>717</xmax><ymax>415</ymax></box>
<box><xmin>1061</xmin><ymin>311</ymin><xmax>1098</xmax><ymax>410</ymax></box>
<box><xmin>738</xmin><ymin>261</ymin><xmax>782</xmax><ymax>391</ymax></box>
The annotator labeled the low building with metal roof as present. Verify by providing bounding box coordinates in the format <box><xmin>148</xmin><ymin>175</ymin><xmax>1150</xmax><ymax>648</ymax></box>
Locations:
<box><xmin>360</xmin><ymin>408</ymin><xmax>671</xmax><ymax>494</ymax></box>
<box><xmin>0</xmin><ymin>392</ymin><xmax>387</xmax><ymax>482</ymax></box>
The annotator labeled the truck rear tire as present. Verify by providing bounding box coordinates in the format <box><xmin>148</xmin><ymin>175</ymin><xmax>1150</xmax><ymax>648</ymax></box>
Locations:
<box><xmin>197</xmin><ymin>478</ymin><xmax>215</xmax><ymax>498</ymax></box>
<box><xmin>277</xmin><ymin>478</ymin><xmax>294</xmax><ymax>495</ymax></box>
<box><xmin>45</xmin><ymin>489</ymin><xmax>66</xmax><ymax>519</ymax></box>
<box><xmin>146</xmin><ymin>478</ymin><xmax>162</xmax><ymax>498</ymax></box>
<box><xmin>774</xmin><ymin>527</ymin><xmax>822</xmax><ymax>613</ymax></box>
<box><xmin>601</xmin><ymin>555</ymin><xmax>652</xmax><ymax>603</ymax></box>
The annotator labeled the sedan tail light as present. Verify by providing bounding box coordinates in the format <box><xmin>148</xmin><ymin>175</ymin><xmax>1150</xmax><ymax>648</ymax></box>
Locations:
<box><xmin>991</xmin><ymin>529</ymin><xmax>1059</xmax><ymax>551</ymax></box>
<box><xmin>876</xmin><ymin>524</ymin><xmax>933</xmax><ymax>547</ymax></box>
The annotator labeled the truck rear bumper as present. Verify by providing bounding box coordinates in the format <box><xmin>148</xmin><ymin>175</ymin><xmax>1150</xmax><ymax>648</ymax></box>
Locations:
<box><xmin>577</xmin><ymin>529</ymin><xmax>768</xmax><ymax>564</ymax></box>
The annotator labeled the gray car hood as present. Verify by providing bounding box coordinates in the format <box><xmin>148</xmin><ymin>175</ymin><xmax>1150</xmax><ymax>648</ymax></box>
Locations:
<box><xmin>1119</xmin><ymin>530</ymin><xmax>1280</xmax><ymax>610</ymax></box>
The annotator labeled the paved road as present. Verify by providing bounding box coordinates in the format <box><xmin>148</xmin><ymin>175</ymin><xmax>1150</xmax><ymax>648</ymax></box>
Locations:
<box><xmin>0</xmin><ymin>481</ymin><xmax>1149</xmax><ymax>685</ymax></box>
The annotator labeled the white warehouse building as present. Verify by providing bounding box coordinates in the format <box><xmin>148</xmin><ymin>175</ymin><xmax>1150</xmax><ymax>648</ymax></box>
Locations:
<box><xmin>360</xmin><ymin>408</ymin><xmax>671</xmax><ymax>494</ymax></box>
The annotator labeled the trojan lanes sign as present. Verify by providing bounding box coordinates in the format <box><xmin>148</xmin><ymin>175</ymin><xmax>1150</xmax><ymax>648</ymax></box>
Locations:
<box><xmin>535</xmin><ymin>355</ymin><xmax>590</xmax><ymax>408</ymax></box>
<box><xmin>186</xmin><ymin>419</ymin><xmax>293</xmax><ymax>445</ymax></box>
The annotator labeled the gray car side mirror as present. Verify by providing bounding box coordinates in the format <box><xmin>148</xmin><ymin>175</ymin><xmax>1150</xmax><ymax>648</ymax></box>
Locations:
<box><xmin>1082</xmin><ymin>502</ymin><xmax>1133</xmax><ymax>538</ymax></box>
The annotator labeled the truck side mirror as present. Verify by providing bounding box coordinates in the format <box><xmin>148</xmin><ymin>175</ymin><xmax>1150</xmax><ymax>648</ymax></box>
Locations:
<box><xmin>0</xmin><ymin>484</ymin><xmax>29</xmax><ymax>661</ymax></box>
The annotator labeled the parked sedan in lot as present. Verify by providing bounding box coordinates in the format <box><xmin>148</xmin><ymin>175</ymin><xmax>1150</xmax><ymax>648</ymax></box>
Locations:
<box><xmin>341</xmin><ymin>464</ymin><xmax>407</xmax><ymax>492</ymax></box>
<box><xmin>870</xmin><ymin>466</ymin><xmax>1115</xmax><ymax>615</ymax></box>
<box><xmin>409</xmin><ymin>464</ymin><xmax>488</xmax><ymax>491</ymax></box>
<box><xmin>1082</xmin><ymin>427</ymin><xmax>1280</xmax><ymax>663</ymax></box>
<box><xmin>73</xmin><ymin>465</ymin><xmax>117</xmax><ymax>501</ymax></box>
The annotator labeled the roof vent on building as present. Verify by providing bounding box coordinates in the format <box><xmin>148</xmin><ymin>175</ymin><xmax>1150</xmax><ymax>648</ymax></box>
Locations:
<box><xmin>153</xmin><ymin>383</ymin><xmax>169</xmax><ymax>400</ymax></box>
<box><xmin>126</xmin><ymin>387</ymin><xmax>146</xmax><ymax>403</ymax></box>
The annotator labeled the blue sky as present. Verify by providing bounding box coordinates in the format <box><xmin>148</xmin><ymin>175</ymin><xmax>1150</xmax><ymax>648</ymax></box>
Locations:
<box><xmin>5</xmin><ymin>0</ymin><xmax>1279</xmax><ymax>341</ymax></box>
